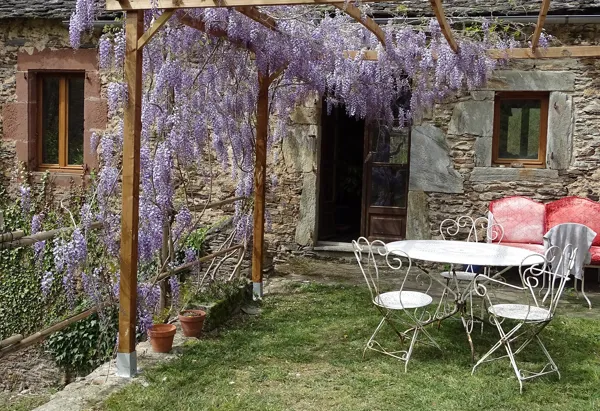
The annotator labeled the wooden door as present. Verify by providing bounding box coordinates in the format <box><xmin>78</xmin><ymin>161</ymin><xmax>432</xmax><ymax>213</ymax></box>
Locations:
<box><xmin>362</xmin><ymin>123</ymin><xmax>410</xmax><ymax>241</ymax></box>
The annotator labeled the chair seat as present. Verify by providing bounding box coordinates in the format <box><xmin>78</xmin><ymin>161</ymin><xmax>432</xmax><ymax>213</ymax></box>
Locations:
<box><xmin>374</xmin><ymin>291</ymin><xmax>433</xmax><ymax>310</ymax></box>
<box><xmin>440</xmin><ymin>271</ymin><xmax>478</xmax><ymax>281</ymax></box>
<box><xmin>488</xmin><ymin>304</ymin><xmax>551</xmax><ymax>321</ymax></box>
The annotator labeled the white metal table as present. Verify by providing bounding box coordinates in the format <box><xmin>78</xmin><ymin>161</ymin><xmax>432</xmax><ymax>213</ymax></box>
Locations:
<box><xmin>385</xmin><ymin>240</ymin><xmax>545</xmax><ymax>360</ymax></box>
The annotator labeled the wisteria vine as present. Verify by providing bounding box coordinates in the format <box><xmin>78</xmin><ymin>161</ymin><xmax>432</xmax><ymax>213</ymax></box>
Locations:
<box><xmin>30</xmin><ymin>0</ymin><xmax>551</xmax><ymax>335</ymax></box>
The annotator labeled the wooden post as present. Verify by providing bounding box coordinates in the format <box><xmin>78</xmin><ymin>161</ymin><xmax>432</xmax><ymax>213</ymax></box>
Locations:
<box><xmin>117</xmin><ymin>10</ymin><xmax>143</xmax><ymax>378</ymax></box>
<box><xmin>252</xmin><ymin>72</ymin><xmax>269</xmax><ymax>299</ymax></box>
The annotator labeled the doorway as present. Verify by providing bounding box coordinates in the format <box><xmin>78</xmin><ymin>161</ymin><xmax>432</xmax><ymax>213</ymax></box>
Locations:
<box><xmin>318</xmin><ymin>105</ymin><xmax>365</xmax><ymax>242</ymax></box>
<box><xmin>317</xmin><ymin>103</ymin><xmax>412</xmax><ymax>243</ymax></box>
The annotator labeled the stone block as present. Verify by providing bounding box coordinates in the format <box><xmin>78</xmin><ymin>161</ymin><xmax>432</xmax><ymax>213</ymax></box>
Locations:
<box><xmin>447</xmin><ymin>101</ymin><xmax>494</xmax><ymax>136</ymax></box>
<box><xmin>470</xmin><ymin>167</ymin><xmax>559</xmax><ymax>183</ymax></box>
<box><xmin>483</xmin><ymin>70</ymin><xmax>575</xmax><ymax>92</ymax></box>
<box><xmin>84</xmin><ymin>98</ymin><xmax>108</xmax><ymax>130</ymax></box>
<box><xmin>470</xmin><ymin>91</ymin><xmax>494</xmax><ymax>101</ymax></box>
<box><xmin>290</xmin><ymin>106</ymin><xmax>319</xmax><ymax>125</ymax></box>
<box><xmin>409</xmin><ymin>124</ymin><xmax>464</xmax><ymax>194</ymax></box>
<box><xmin>546</xmin><ymin>92</ymin><xmax>573</xmax><ymax>170</ymax></box>
<box><xmin>2</xmin><ymin>102</ymin><xmax>28</xmax><ymax>141</ymax></box>
<box><xmin>474</xmin><ymin>135</ymin><xmax>492</xmax><ymax>167</ymax></box>
<box><xmin>295</xmin><ymin>172</ymin><xmax>316</xmax><ymax>246</ymax></box>
<box><xmin>282</xmin><ymin>127</ymin><xmax>317</xmax><ymax>173</ymax></box>
<box><xmin>406</xmin><ymin>190</ymin><xmax>431</xmax><ymax>240</ymax></box>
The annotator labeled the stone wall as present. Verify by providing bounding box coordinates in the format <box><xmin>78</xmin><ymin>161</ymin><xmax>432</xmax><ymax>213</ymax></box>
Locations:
<box><xmin>0</xmin><ymin>346</ymin><xmax>63</xmax><ymax>393</ymax></box>
<box><xmin>406</xmin><ymin>24</ymin><xmax>600</xmax><ymax>239</ymax></box>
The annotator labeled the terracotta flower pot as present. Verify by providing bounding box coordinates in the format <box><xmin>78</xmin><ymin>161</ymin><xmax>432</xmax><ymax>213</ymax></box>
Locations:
<box><xmin>148</xmin><ymin>323</ymin><xmax>176</xmax><ymax>353</ymax></box>
<box><xmin>178</xmin><ymin>310</ymin><xmax>207</xmax><ymax>338</ymax></box>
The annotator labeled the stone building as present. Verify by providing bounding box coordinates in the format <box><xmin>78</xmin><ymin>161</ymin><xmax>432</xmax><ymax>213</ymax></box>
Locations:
<box><xmin>1</xmin><ymin>0</ymin><xmax>600</xmax><ymax>254</ymax></box>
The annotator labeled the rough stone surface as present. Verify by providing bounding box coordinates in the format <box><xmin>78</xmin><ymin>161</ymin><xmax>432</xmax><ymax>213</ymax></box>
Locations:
<box><xmin>448</xmin><ymin>101</ymin><xmax>494</xmax><ymax>137</ymax></box>
<box><xmin>0</xmin><ymin>346</ymin><xmax>62</xmax><ymax>393</ymax></box>
<box><xmin>295</xmin><ymin>173</ymin><xmax>317</xmax><ymax>246</ymax></box>
<box><xmin>282</xmin><ymin>126</ymin><xmax>317</xmax><ymax>174</ymax></box>
<box><xmin>474</xmin><ymin>135</ymin><xmax>492</xmax><ymax>167</ymax></box>
<box><xmin>406</xmin><ymin>190</ymin><xmax>431</xmax><ymax>240</ymax></box>
<box><xmin>547</xmin><ymin>91</ymin><xmax>574</xmax><ymax>170</ymax></box>
<box><xmin>483</xmin><ymin>70</ymin><xmax>576</xmax><ymax>92</ymax></box>
<box><xmin>409</xmin><ymin>124</ymin><xmax>464</xmax><ymax>194</ymax></box>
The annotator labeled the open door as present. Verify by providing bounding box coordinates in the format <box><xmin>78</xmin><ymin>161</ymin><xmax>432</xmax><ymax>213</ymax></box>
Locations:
<box><xmin>362</xmin><ymin>123</ymin><xmax>410</xmax><ymax>241</ymax></box>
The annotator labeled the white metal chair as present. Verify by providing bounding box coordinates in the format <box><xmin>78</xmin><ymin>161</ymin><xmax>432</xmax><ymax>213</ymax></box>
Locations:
<box><xmin>352</xmin><ymin>237</ymin><xmax>440</xmax><ymax>372</ymax></box>
<box><xmin>471</xmin><ymin>245</ymin><xmax>577</xmax><ymax>393</ymax></box>
<box><xmin>435</xmin><ymin>216</ymin><xmax>504</xmax><ymax>329</ymax></box>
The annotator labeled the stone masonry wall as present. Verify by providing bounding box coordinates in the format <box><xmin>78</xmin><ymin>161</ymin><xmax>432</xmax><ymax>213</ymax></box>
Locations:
<box><xmin>410</xmin><ymin>24</ymin><xmax>600</xmax><ymax>239</ymax></box>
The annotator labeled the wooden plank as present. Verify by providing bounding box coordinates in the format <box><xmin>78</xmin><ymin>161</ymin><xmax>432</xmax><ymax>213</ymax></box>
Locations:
<box><xmin>0</xmin><ymin>304</ymin><xmax>109</xmax><ymax>357</ymax></box>
<box><xmin>251</xmin><ymin>72</ymin><xmax>269</xmax><ymax>295</ymax></box>
<box><xmin>234</xmin><ymin>6</ymin><xmax>278</xmax><ymax>31</ymax></box>
<box><xmin>487</xmin><ymin>45</ymin><xmax>600</xmax><ymax>59</ymax></box>
<box><xmin>345</xmin><ymin>46</ymin><xmax>600</xmax><ymax>61</ymax></box>
<box><xmin>118</xmin><ymin>10</ymin><xmax>144</xmax><ymax>356</ymax></box>
<box><xmin>0</xmin><ymin>230</ymin><xmax>24</xmax><ymax>243</ymax></box>
<box><xmin>0</xmin><ymin>334</ymin><xmax>23</xmax><ymax>349</ymax></box>
<box><xmin>429</xmin><ymin>0</ymin><xmax>458</xmax><ymax>53</ymax></box>
<box><xmin>531</xmin><ymin>0</ymin><xmax>551</xmax><ymax>51</ymax></box>
<box><xmin>180</xmin><ymin>14</ymin><xmax>257</xmax><ymax>52</ymax></box>
<box><xmin>108</xmin><ymin>0</ymin><xmax>391</xmax><ymax>10</ymax></box>
<box><xmin>0</xmin><ymin>222</ymin><xmax>103</xmax><ymax>250</ymax></box>
<box><xmin>332</xmin><ymin>3</ymin><xmax>385</xmax><ymax>46</ymax></box>
<box><xmin>137</xmin><ymin>10</ymin><xmax>175</xmax><ymax>50</ymax></box>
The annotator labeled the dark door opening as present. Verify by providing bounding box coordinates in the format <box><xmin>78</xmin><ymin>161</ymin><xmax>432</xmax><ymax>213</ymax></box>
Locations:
<box><xmin>318</xmin><ymin>105</ymin><xmax>365</xmax><ymax>242</ymax></box>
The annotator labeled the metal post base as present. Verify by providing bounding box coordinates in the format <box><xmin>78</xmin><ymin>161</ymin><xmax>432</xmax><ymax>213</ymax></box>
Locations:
<box><xmin>253</xmin><ymin>282</ymin><xmax>263</xmax><ymax>300</ymax></box>
<box><xmin>116</xmin><ymin>351</ymin><xmax>138</xmax><ymax>378</ymax></box>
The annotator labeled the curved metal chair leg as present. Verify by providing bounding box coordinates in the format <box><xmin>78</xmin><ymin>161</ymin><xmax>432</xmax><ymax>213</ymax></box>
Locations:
<box><xmin>580</xmin><ymin>275</ymin><xmax>592</xmax><ymax>309</ymax></box>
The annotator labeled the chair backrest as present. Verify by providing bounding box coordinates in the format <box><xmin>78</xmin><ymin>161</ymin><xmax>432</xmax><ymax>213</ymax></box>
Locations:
<box><xmin>489</xmin><ymin>196</ymin><xmax>546</xmax><ymax>244</ymax></box>
<box><xmin>439</xmin><ymin>216</ymin><xmax>504</xmax><ymax>243</ymax></box>
<box><xmin>519</xmin><ymin>244</ymin><xmax>577</xmax><ymax>316</ymax></box>
<box><xmin>352</xmin><ymin>237</ymin><xmax>422</xmax><ymax>303</ymax></box>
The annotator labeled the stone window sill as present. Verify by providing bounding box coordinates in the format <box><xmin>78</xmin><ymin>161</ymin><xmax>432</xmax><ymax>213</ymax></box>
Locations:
<box><xmin>470</xmin><ymin>167</ymin><xmax>558</xmax><ymax>183</ymax></box>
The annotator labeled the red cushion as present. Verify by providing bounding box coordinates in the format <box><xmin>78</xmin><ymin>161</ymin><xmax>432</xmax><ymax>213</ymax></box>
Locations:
<box><xmin>501</xmin><ymin>242</ymin><xmax>545</xmax><ymax>254</ymax></box>
<box><xmin>590</xmin><ymin>246</ymin><xmax>600</xmax><ymax>265</ymax></box>
<box><xmin>545</xmin><ymin>197</ymin><xmax>600</xmax><ymax>246</ymax></box>
<box><xmin>489</xmin><ymin>196</ymin><xmax>546</xmax><ymax>244</ymax></box>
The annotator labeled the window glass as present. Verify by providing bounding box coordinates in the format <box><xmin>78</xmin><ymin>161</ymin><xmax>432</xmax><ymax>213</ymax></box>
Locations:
<box><xmin>370</xmin><ymin>166</ymin><xmax>407</xmax><ymax>207</ymax></box>
<box><xmin>498</xmin><ymin>99</ymin><xmax>541</xmax><ymax>160</ymax></box>
<box><xmin>68</xmin><ymin>76</ymin><xmax>85</xmax><ymax>165</ymax></box>
<box><xmin>41</xmin><ymin>76</ymin><xmax>60</xmax><ymax>164</ymax></box>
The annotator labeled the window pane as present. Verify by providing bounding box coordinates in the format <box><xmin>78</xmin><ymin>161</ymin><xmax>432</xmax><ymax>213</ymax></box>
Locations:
<box><xmin>498</xmin><ymin>99</ymin><xmax>542</xmax><ymax>160</ymax></box>
<box><xmin>41</xmin><ymin>76</ymin><xmax>60</xmax><ymax>164</ymax></box>
<box><xmin>370</xmin><ymin>166</ymin><xmax>407</xmax><ymax>207</ymax></box>
<box><xmin>370</xmin><ymin>124</ymin><xmax>409</xmax><ymax>164</ymax></box>
<box><xmin>68</xmin><ymin>76</ymin><xmax>85</xmax><ymax>165</ymax></box>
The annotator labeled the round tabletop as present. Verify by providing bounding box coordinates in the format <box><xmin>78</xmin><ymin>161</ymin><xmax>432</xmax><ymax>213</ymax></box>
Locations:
<box><xmin>386</xmin><ymin>240</ymin><xmax>545</xmax><ymax>267</ymax></box>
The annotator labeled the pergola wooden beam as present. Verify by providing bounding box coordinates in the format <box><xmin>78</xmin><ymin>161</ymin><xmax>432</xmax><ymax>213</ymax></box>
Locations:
<box><xmin>179</xmin><ymin>14</ymin><xmax>257</xmax><ymax>52</ymax></box>
<box><xmin>429</xmin><ymin>0</ymin><xmax>458</xmax><ymax>53</ymax></box>
<box><xmin>333</xmin><ymin>3</ymin><xmax>386</xmax><ymax>46</ymax></box>
<box><xmin>109</xmin><ymin>0</ymin><xmax>391</xmax><ymax>10</ymax></box>
<box><xmin>137</xmin><ymin>9</ymin><xmax>175</xmax><ymax>49</ymax></box>
<box><xmin>531</xmin><ymin>0</ymin><xmax>551</xmax><ymax>51</ymax></box>
<box><xmin>117</xmin><ymin>10</ymin><xmax>143</xmax><ymax>378</ymax></box>
<box><xmin>345</xmin><ymin>45</ymin><xmax>600</xmax><ymax>60</ymax></box>
<box><xmin>234</xmin><ymin>6</ymin><xmax>278</xmax><ymax>31</ymax></box>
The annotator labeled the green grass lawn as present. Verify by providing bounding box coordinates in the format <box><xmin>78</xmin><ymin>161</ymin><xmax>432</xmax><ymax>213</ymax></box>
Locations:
<box><xmin>102</xmin><ymin>283</ymin><xmax>600</xmax><ymax>411</ymax></box>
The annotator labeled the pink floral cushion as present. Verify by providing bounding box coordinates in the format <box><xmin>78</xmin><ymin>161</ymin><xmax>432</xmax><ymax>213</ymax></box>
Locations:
<box><xmin>489</xmin><ymin>196</ymin><xmax>546</xmax><ymax>244</ymax></box>
<box><xmin>546</xmin><ymin>197</ymin><xmax>600</xmax><ymax>246</ymax></box>
<box><xmin>589</xmin><ymin>246</ymin><xmax>600</xmax><ymax>265</ymax></box>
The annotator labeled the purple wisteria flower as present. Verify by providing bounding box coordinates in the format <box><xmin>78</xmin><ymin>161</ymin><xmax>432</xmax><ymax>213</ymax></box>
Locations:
<box><xmin>19</xmin><ymin>186</ymin><xmax>31</xmax><ymax>214</ymax></box>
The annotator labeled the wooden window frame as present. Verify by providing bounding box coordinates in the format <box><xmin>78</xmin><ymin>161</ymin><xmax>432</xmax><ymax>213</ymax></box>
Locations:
<box><xmin>492</xmin><ymin>91</ymin><xmax>549</xmax><ymax>168</ymax></box>
<box><xmin>36</xmin><ymin>71</ymin><xmax>85</xmax><ymax>172</ymax></box>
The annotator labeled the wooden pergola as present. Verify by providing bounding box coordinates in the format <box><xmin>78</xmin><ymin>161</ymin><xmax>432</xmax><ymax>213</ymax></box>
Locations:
<box><xmin>107</xmin><ymin>0</ymin><xmax>600</xmax><ymax>377</ymax></box>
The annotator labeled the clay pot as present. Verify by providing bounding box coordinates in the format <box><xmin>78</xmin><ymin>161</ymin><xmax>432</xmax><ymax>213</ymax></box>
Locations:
<box><xmin>148</xmin><ymin>323</ymin><xmax>176</xmax><ymax>353</ymax></box>
<box><xmin>178</xmin><ymin>310</ymin><xmax>207</xmax><ymax>338</ymax></box>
